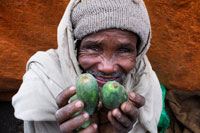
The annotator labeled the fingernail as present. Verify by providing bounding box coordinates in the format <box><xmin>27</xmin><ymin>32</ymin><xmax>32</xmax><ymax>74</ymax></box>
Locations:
<box><xmin>118</xmin><ymin>112</ymin><xmax>121</xmax><ymax>119</ymax></box>
<box><xmin>70</xmin><ymin>86</ymin><xmax>76</xmax><ymax>91</ymax></box>
<box><xmin>125</xmin><ymin>103</ymin><xmax>131</xmax><ymax>112</ymax></box>
<box><xmin>113</xmin><ymin>109</ymin><xmax>118</xmax><ymax>116</ymax></box>
<box><xmin>130</xmin><ymin>92</ymin><xmax>135</xmax><ymax>99</ymax></box>
<box><xmin>116</xmin><ymin>112</ymin><xmax>121</xmax><ymax>119</ymax></box>
<box><xmin>83</xmin><ymin>112</ymin><xmax>89</xmax><ymax>119</ymax></box>
<box><xmin>75</xmin><ymin>101</ymin><xmax>83</xmax><ymax>108</ymax></box>
<box><xmin>113</xmin><ymin>109</ymin><xmax>121</xmax><ymax>118</ymax></box>
<box><xmin>93</xmin><ymin>124</ymin><xmax>97</xmax><ymax>129</ymax></box>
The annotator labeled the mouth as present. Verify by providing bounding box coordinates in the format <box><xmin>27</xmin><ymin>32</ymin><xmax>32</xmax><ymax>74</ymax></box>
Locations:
<box><xmin>94</xmin><ymin>76</ymin><xmax>121</xmax><ymax>87</ymax></box>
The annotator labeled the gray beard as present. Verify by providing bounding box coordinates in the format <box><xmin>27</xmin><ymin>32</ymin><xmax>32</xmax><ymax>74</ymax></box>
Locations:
<box><xmin>85</xmin><ymin>70</ymin><xmax>126</xmax><ymax>84</ymax></box>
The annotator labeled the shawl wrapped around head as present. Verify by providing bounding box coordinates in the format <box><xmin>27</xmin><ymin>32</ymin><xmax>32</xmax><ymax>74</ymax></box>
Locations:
<box><xmin>12</xmin><ymin>0</ymin><xmax>162</xmax><ymax>132</ymax></box>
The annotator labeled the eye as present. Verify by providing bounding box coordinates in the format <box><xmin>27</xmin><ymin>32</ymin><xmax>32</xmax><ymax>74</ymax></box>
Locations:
<box><xmin>90</xmin><ymin>47</ymin><xmax>99</xmax><ymax>51</ymax></box>
<box><xmin>86</xmin><ymin>45</ymin><xmax>101</xmax><ymax>52</ymax></box>
<box><xmin>119</xmin><ymin>48</ymin><xmax>130</xmax><ymax>53</ymax></box>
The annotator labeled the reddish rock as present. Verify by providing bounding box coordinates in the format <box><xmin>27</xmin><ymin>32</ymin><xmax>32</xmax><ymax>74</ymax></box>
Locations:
<box><xmin>0</xmin><ymin>0</ymin><xmax>199</xmax><ymax>100</ymax></box>
<box><xmin>0</xmin><ymin>0</ymin><xmax>69</xmax><ymax>101</ymax></box>
<box><xmin>144</xmin><ymin>0</ymin><xmax>200</xmax><ymax>91</ymax></box>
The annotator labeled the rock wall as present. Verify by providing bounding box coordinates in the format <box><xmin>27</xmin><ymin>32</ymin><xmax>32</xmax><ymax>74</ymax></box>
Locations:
<box><xmin>0</xmin><ymin>0</ymin><xmax>68</xmax><ymax>101</ymax></box>
<box><xmin>0</xmin><ymin>0</ymin><xmax>199</xmax><ymax>100</ymax></box>
<box><xmin>144</xmin><ymin>0</ymin><xmax>200</xmax><ymax>91</ymax></box>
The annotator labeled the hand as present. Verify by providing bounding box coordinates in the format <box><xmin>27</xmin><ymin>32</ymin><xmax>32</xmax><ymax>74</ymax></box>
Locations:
<box><xmin>55</xmin><ymin>86</ymin><xmax>98</xmax><ymax>133</ymax></box>
<box><xmin>107</xmin><ymin>92</ymin><xmax>145</xmax><ymax>133</ymax></box>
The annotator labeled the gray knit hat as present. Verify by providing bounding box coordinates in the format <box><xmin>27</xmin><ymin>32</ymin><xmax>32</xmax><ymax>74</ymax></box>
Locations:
<box><xmin>71</xmin><ymin>0</ymin><xmax>151</xmax><ymax>54</ymax></box>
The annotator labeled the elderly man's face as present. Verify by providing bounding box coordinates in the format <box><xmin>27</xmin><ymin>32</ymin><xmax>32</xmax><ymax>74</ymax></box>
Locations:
<box><xmin>78</xmin><ymin>29</ymin><xmax>138</xmax><ymax>87</ymax></box>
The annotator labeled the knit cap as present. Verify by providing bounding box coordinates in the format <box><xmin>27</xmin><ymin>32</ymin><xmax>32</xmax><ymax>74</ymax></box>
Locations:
<box><xmin>71</xmin><ymin>0</ymin><xmax>151</xmax><ymax>54</ymax></box>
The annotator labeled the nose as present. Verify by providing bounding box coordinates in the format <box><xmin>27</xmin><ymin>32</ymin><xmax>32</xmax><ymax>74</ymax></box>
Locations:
<box><xmin>97</xmin><ymin>59</ymin><xmax>117</xmax><ymax>74</ymax></box>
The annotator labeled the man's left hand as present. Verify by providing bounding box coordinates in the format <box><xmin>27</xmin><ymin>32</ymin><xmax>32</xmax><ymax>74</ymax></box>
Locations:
<box><xmin>107</xmin><ymin>92</ymin><xmax>145</xmax><ymax>133</ymax></box>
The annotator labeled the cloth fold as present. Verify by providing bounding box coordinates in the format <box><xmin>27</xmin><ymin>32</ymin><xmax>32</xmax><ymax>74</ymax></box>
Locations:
<box><xmin>165</xmin><ymin>89</ymin><xmax>200</xmax><ymax>133</ymax></box>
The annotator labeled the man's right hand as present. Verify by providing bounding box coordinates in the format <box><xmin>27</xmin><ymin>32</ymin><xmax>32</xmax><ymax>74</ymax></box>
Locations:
<box><xmin>55</xmin><ymin>86</ymin><xmax>98</xmax><ymax>133</ymax></box>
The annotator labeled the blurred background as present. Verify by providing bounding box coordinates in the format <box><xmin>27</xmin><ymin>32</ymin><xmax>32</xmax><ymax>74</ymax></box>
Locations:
<box><xmin>0</xmin><ymin>0</ymin><xmax>199</xmax><ymax>132</ymax></box>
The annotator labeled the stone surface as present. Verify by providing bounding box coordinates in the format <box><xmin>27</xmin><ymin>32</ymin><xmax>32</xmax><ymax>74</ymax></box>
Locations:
<box><xmin>144</xmin><ymin>0</ymin><xmax>200</xmax><ymax>91</ymax></box>
<box><xmin>0</xmin><ymin>0</ymin><xmax>68</xmax><ymax>101</ymax></box>
<box><xmin>0</xmin><ymin>0</ymin><xmax>199</xmax><ymax>100</ymax></box>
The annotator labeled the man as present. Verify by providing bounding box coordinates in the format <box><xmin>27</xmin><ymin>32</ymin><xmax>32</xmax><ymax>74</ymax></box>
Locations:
<box><xmin>12</xmin><ymin>0</ymin><xmax>162</xmax><ymax>132</ymax></box>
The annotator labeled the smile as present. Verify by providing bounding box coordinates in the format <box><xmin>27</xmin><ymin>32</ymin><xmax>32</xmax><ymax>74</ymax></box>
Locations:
<box><xmin>94</xmin><ymin>76</ymin><xmax>121</xmax><ymax>87</ymax></box>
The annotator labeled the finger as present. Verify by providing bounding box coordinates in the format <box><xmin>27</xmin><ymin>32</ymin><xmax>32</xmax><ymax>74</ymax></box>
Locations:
<box><xmin>56</xmin><ymin>86</ymin><xmax>76</xmax><ymax>108</ymax></box>
<box><xmin>59</xmin><ymin>112</ymin><xmax>89</xmax><ymax>133</ymax></box>
<box><xmin>79</xmin><ymin>123</ymin><xmax>98</xmax><ymax>133</ymax></box>
<box><xmin>108</xmin><ymin>111</ymin><xmax>127</xmax><ymax>132</ymax></box>
<box><xmin>121</xmin><ymin>101</ymin><xmax>139</xmax><ymax>121</ymax></box>
<box><xmin>55</xmin><ymin>100</ymin><xmax>84</xmax><ymax>124</ymax></box>
<box><xmin>112</xmin><ymin>108</ymin><xmax>132</xmax><ymax>128</ymax></box>
<box><xmin>128</xmin><ymin>92</ymin><xmax>145</xmax><ymax>108</ymax></box>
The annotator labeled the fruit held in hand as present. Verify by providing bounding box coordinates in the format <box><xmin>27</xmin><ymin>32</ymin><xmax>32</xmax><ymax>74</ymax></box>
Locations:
<box><xmin>69</xmin><ymin>73</ymin><xmax>98</xmax><ymax>129</ymax></box>
<box><xmin>69</xmin><ymin>94</ymin><xmax>90</xmax><ymax>129</ymax></box>
<box><xmin>101</xmin><ymin>81</ymin><xmax>128</xmax><ymax>110</ymax></box>
<box><xmin>76</xmin><ymin>73</ymin><xmax>99</xmax><ymax>115</ymax></box>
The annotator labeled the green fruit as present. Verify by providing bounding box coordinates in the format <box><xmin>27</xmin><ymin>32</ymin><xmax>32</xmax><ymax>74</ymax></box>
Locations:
<box><xmin>101</xmin><ymin>81</ymin><xmax>128</xmax><ymax>110</ymax></box>
<box><xmin>69</xmin><ymin>94</ymin><xmax>78</xmax><ymax>103</ymax></box>
<box><xmin>69</xmin><ymin>94</ymin><xmax>83</xmax><ymax>117</ymax></box>
<box><xmin>81</xmin><ymin>118</ymin><xmax>90</xmax><ymax>128</ymax></box>
<box><xmin>76</xmin><ymin>73</ymin><xmax>99</xmax><ymax>115</ymax></box>
<box><xmin>69</xmin><ymin>94</ymin><xmax>90</xmax><ymax>129</ymax></box>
